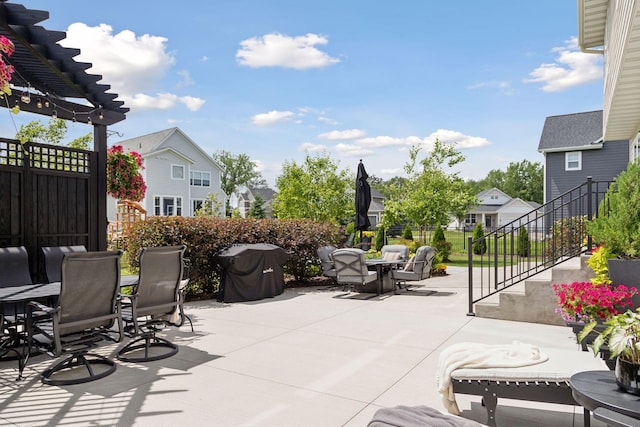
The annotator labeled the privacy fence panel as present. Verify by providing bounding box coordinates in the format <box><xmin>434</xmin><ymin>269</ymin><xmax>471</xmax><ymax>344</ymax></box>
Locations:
<box><xmin>0</xmin><ymin>138</ymin><xmax>98</xmax><ymax>282</ymax></box>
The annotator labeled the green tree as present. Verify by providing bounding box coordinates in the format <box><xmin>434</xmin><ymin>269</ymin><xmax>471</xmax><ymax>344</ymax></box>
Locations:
<box><xmin>213</xmin><ymin>150</ymin><xmax>264</xmax><ymax>214</ymax></box>
<box><xmin>502</xmin><ymin>160</ymin><xmax>543</xmax><ymax>204</ymax></box>
<box><xmin>248</xmin><ymin>194</ymin><xmax>267</xmax><ymax>219</ymax></box>
<box><xmin>472</xmin><ymin>223</ymin><xmax>487</xmax><ymax>255</ymax></box>
<box><xmin>395</xmin><ymin>139</ymin><xmax>477</xmax><ymax>229</ymax></box>
<box><xmin>194</xmin><ymin>193</ymin><xmax>225</xmax><ymax>217</ymax></box>
<box><xmin>431</xmin><ymin>222</ymin><xmax>452</xmax><ymax>261</ymax></box>
<box><xmin>401</xmin><ymin>224</ymin><xmax>414</xmax><ymax>240</ymax></box>
<box><xmin>15</xmin><ymin>118</ymin><xmax>92</xmax><ymax>148</ymax></box>
<box><xmin>374</xmin><ymin>225</ymin><xmax>385</xmax><ymax>251</ymax></box>
<box><xmin>273</xmin><ymin>152</ymin><xmax>353</xmax><ymax>223</ymax></box>
<box><xmin>517</xmin><ymin>226</ymin><xmax>530</xmax><ymax>257</ymax></box>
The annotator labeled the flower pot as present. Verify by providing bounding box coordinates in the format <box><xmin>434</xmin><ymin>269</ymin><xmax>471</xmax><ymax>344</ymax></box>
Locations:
<box><xmin>361</xmin><ymin>236</ymin><xmax>371</xmax><ymax>251</ymax></box>
<box><xmin>615</xmin><ymin>357</ymin><xmax>640</xmax><ymax>395</ymax></box>
<box><xmin>607</xmin><ymin>258</ymin><xmax>640</xmax><ymax>309</ymax></box>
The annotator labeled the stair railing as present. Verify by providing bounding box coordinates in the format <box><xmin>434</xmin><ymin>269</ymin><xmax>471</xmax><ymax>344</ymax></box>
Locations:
<box><xmin>467</xmin><ymin>177</ymin><xmax>613</xmax><ymax>315</ymax></box>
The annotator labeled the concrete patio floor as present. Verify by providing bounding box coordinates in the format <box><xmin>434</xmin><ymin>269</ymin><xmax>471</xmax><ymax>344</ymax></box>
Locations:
<box><xmin>0</xmin><ymin>266</ymin><xmax>610</xmax><ymax>427</ymax></box>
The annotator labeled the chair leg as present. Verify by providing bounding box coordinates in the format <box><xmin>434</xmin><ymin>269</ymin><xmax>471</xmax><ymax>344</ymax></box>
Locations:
<box><xmin>41</xmin><ymin>351</ymin><xmax>116</xmax><ymax>385</ymax></box>
<box><xmin>118</xmin><ymin>333</ymin><xmax>178</xmax><ymax>362</ymax></box>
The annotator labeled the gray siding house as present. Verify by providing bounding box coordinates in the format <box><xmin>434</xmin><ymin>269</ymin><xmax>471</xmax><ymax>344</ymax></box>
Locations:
<box><xmin>237</xmin><ymin>186</ymin><xmax>277</xmax><ymax>218</ymax></box>
<box><xmin>537</xmin><ymin>110</ymin><xmax>629</xmax><ymax>203</ymax></box>
<box><xmin>108</xmin><ymin>127</ymin><xmax>226</xmax><ymax>220</ymax></box>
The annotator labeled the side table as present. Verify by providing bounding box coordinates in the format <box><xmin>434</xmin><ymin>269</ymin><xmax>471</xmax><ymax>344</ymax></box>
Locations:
<box><xmin>570</xmin><ymin>370</ymin><xmax>640</xmax><ymax>427</ymax></box>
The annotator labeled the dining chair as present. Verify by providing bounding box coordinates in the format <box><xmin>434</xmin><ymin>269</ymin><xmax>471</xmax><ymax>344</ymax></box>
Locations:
<box><xmin>27</xmin><ymin>250</ymin><xmax>123</xmax><ymax>385</ymax></box>
<box><xmin>332</xmin><ymin>248</ymin><xmax>377</xmax><ymax>293</ymax></box>
<box><xmin>41</xmin><ymin>245</ymin><xmax>87</xmax><ymax>283</ymax></box>
<box><xmin>117</xmin><ymin>245</ymin><xmax>186</xmax><ymax>362</ymax></box>
<box><xmin>317</xmin><ymin>245</ymin><xmax>337</xmax><ymax>279</ymax></box>
<box><xmin>380</xmin><ymin>244</ymin><xmax>409</xmax><ymax>262</ymax></box>
<box><xmin>0</xmin><ymin>246</ymin><xmax>33</xmax><ymax>345</ymax></box>
<box><xmin>0</xmin><ymin>246</ymin><xmax>33</xmax><ymax>287</ymax></box>
<box><xmin>390</xmin><ymin>245</ymin><xmax>437</xmax><ymax>294</ymax></box>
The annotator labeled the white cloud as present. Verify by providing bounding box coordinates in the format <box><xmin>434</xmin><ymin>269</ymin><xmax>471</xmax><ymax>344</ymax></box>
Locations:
<box><xmin>299</xmin><ymin>142</ymin><xmax>327</xmax><ymax>152</ymax></box>
<box><xmin>381</xmin><ymin>168</ymin><xmax>403</xmax><ymax>175</ymax></box>
<box><xmin>525</xmin><ymin>37</ymin><xmax>602</xmax><ymax>92</ymax></box>
<box><xmin>176</xmin><ymin>70</ymin><xmax>194</xmax><ymax>88</ymax></box>
<box><xmin>356</xmin><ymin>135</ymin><xmax>407</xmax><ymax>147</ymax></box>
<box><xmin>120</xmin><ymin>93</ymin><xmax>205</xmax><ymax>112</ymax></box>
<box><xmin>251</xmin><ymin>110</ymin><xmax>295</xmax><ymax>125</ymax></box>
<box><xmin>318</xmin><ymin>129</ymin><xmax>367</xmax><ymax>140</ymax></box>
<box><xmin>180</xmin><ymin>96</ymin><xmax>206</xmax><ymax>111</ymax></box>
<box><xmin>335</xmin><ymin>143</ymin><xmax>374</xmax><ymax>157</ymax></box>
<box><xmin>318</xmin><ymin>116</ymin><xmax>338</xmax><ymax>125</ymax></box>
<box><xmin>467</xmin><ymin>80</ymin><xmax>515</xmax><ymax>96</ymax></box>
<box><xmin>425</xmin><ymin>129</ymin><xmax>491</xmax><ymax>149</ymax></box>
<box><xmin>236</xmin><ymin>33</ymin><xmax>340</xmax><ymax>69</ymax></box>
<box><xmin>61</xmin><ymin>22</ymin><xmax>204</xmax><ymax>111</ymax></box>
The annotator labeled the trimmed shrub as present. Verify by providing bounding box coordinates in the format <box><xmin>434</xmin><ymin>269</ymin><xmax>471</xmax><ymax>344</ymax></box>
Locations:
<box><xmin>375</xmin><ymin>226</ymin><xmax>385</xmax><ymax>251</ymax></box>
<box><xmin>401</xmin><ymin>225</ymin><xmax>414</xmax><ymax>240</ymax></box>
<box><xmin>432</xmin><ymin>223</ymin><xmax>451</xmax><ymax>261</ymax></box>
<box><xmin>472</xmin><ymin>223</ymin><xmax>487</xmax><ymax>255</ymax></box>
<box><xmin>517</xmin><ymin>226</ymin><xmax>529</xmax><ymax>257</ymax></box>
<box><xmin>127</xmin><ymin>217</ymin><xmax>342</xmax><ymax>298</ymax></box>
<box><xmin>544</xmin><ymin>216</ymin><xmax>587</xmax><ymax>261</ymax></box>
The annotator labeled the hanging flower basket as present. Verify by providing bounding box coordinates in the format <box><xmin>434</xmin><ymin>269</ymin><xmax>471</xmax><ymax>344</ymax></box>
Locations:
<box><xmin>0</xmin><ymin>35</ymin><xmax>15</xmax><ymax>95</ymax></box>
<box><xmin>106</xmin><ymin>145</ymin><xmax>146</xmax><ymax>202</ymax></box>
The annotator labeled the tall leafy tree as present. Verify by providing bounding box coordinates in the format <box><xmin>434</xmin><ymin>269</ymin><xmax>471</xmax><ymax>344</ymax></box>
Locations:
<box><xmin>502</xmin><ymin>160</ymin><xmax>543</xmax><ymax>204</ymax></box>
<box><xmin>272</xmin><ymin>152</ymin><xmax>353</xmax><ymax>224</ymax></box>
<box><xmin>399</xmin><ymin>139</ymin><xmax>477</xmax><ymax>228</ymax></box>
<box><xmin>212</xmin><ymin>150</ymin><xmax>264</xmax><ymax>214</ymax></box>
<box><xmin>15</xmin><ymin>118</ymin><xmax>91</xmax><ymax>149</ymax></box>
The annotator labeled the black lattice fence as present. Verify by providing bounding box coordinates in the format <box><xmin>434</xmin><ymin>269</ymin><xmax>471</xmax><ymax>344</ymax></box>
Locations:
<box><xmin>0</xmin><ymin>138</ymin><xmax>98</xmax><ymax>282</ymax></box>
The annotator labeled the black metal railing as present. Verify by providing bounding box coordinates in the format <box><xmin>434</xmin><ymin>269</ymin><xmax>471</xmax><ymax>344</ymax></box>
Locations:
<box><xmin>467</xmin><ymin>177</ymin><xmax>613</xmax><ymax>315</ymax></box>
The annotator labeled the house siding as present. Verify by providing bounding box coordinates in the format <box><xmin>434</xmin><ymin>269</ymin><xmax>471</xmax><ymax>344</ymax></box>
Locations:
<box><xmin>545</xmin><ymin>139</ymin><xmax>629</xmax><ymax>202</ymax></box>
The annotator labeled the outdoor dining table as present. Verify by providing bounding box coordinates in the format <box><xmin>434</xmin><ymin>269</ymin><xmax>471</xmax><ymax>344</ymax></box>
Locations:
<box><xmin>0</xmin><ymin>276</ymin><xmax>138</xmax><ymax>380</ymax></box>
<box><xmin>365</xmin><ymin>259</ymin><xmax>405</xmax><ymax>296</ymax></box>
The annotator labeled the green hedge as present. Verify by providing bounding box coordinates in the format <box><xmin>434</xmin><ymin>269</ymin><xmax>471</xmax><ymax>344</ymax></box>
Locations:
<box><xmin>127</xmin><ymin>217</ymin><xmax>342</xmax><ymax>298</ymax></box>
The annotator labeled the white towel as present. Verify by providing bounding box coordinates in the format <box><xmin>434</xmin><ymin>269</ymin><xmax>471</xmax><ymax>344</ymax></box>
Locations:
<box><xmin>435</xmin><ymin>341</ymin><xmax>548</xmax><ymax>415</ymax></box>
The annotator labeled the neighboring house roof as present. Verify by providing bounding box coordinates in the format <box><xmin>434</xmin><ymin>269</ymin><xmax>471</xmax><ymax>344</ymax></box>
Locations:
<box><xmin>117</xmin><ymin>127</ymin><xmax>225</xmax><ymax>172</ymax></box>
<box><xmin>371</xmin><ymin>188</ymin><xmax>384</xmax><ymax>199</ymax></box>
<box><xmin>538</xmin><ymin>110</ymin><xmax>604</xmax><ymax>153</ymax></box>
<box><xmin>369</xmin><ymin>199</ymin><xmax>384</xmax><ymax>213</ymax></box>
<box><xmin>249</xmin><ymin>187</ymin><xmax>276</xmax><ymax>203</ymax></box>
<box><xmin>477</xmin><ymin>187</ymin><xmax>511</xmax><ymax>202</ymax></box>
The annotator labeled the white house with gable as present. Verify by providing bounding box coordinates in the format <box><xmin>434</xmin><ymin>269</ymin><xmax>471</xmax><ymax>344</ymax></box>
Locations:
<box><xmin>450</xmin><ymin>188</ymin><xmax>542</xmax><ymax>231</ymax></box>
<box><xmin>107</xmin><ymin>127</ymin><xmax>226</xmax><ymax>220</ymax></box>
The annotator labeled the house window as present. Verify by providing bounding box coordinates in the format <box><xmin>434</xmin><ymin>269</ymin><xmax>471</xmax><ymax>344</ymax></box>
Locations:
<box><xmin>633</xmin><ymin>133</ymin><xmax>640</xmax><ymax>162</ymax></box>
<box><xmin>154</xmin><ymin>196</ymin><xmax>183</xmax><ymax>216</ymax></box>
<box><xmin>490</xmin><ymin>196</ymin><xmax>498</xmax><ymax>200</ymax></box>
<box><xmin>192</xmin><ymin>199</ymin><xmax>212</xmax><ymax>215</ymax></box>
<box><xmin>190</xmin><ymin>171</ymin><xmax>211</xmax><ymax>187</ymax></box>
<box><xmin>565</xmin><ymin>152</ymin><xmax>582</xmax><ymax>171</ymax></box>
<box><xmin>465</xmin><ymin>214</ymin><xmax>476</xmax><ymax>224</ymax></box>
<box><xmin>171</xmin><ymin>164</ymin><xmax>185</xmax><ymax>180</ymax></box>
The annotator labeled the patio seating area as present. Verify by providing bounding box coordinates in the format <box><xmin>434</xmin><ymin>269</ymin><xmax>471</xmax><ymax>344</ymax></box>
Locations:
<box><xmin>0</xmin><ymin>266</ymin><xmax>609</xmax><ymax>426</ymax></box>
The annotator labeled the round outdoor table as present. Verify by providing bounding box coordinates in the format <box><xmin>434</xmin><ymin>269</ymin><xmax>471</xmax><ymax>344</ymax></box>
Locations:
<box><xmin>570</xmin><ymin>370</ymin><xmax>640</xmax><ymax>427</ymax></box>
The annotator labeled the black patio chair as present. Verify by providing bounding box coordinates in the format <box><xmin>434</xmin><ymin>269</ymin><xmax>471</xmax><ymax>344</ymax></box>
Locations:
<box><xmin>117</xmin><ymin>245</ymin><xmax>186</xmax><ymax>362</ymax></box>
<box><xmin>0</xmin><ymin>246</ymin><xmax>34</xmax><ymax>352</ymax></box>
<box><xmin>41</xmin><ymin>245</ymin><xmax>87</xmax><ymax>283</ymax></box>
<box><xmin>27</xmin><ymin>250</ymin><xmax>123</xmax><ymax>385</ymax></box>
<box><xmin>0</xmin><ymin>246</ymin><xmax>33</xmax><ymax>287</ymax></box>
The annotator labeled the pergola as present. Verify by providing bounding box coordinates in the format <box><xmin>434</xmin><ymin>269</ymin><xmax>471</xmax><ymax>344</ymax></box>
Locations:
<box><xmin>0</xmin><ymin>1</ymin><xmax>128</xmax><ymax>250</ymax></box>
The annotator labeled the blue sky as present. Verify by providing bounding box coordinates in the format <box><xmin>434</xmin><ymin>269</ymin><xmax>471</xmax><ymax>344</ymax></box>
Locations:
<box><xmin>6</xmin><ymin>1</ymin><xmax>604</xmax><ymax>187</ymax></box>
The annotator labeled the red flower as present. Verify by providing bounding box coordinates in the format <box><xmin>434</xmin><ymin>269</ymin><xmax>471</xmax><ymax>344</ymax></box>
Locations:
<box><xmin>107</xmin><ymin>145</ymin><xmax>146</xmax><ymax>202</ymax></box>
<box><xmin>553</xmin><ymin>281</ymin><xmax>637</xmax><ymax>322</ymax></box>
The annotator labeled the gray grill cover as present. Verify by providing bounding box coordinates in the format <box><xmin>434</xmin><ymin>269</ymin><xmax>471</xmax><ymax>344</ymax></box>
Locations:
<box><xmin>216</xmin><ymin>244</ymin><xmax>290</xmax><ymax>303</ymax></box>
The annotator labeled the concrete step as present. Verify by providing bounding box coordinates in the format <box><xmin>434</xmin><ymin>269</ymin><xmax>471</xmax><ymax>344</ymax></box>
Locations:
<box><xmin>475</xmin><ymin>255</ymin><xmax>593</xmax><ymax>325</ymax></box>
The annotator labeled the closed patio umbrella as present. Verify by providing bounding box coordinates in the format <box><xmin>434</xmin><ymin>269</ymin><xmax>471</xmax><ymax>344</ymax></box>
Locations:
<box><xmin>355</xmin><ymin>160</ymin><xmax>372</xmax><ymax>243</ymax></box>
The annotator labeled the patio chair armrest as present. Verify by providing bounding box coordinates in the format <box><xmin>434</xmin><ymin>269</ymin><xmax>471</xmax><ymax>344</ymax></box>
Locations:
<box><xmin>27</xmin><ymin>300</ymin><xmax>56</xmax><ymax>315</ymax></box>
